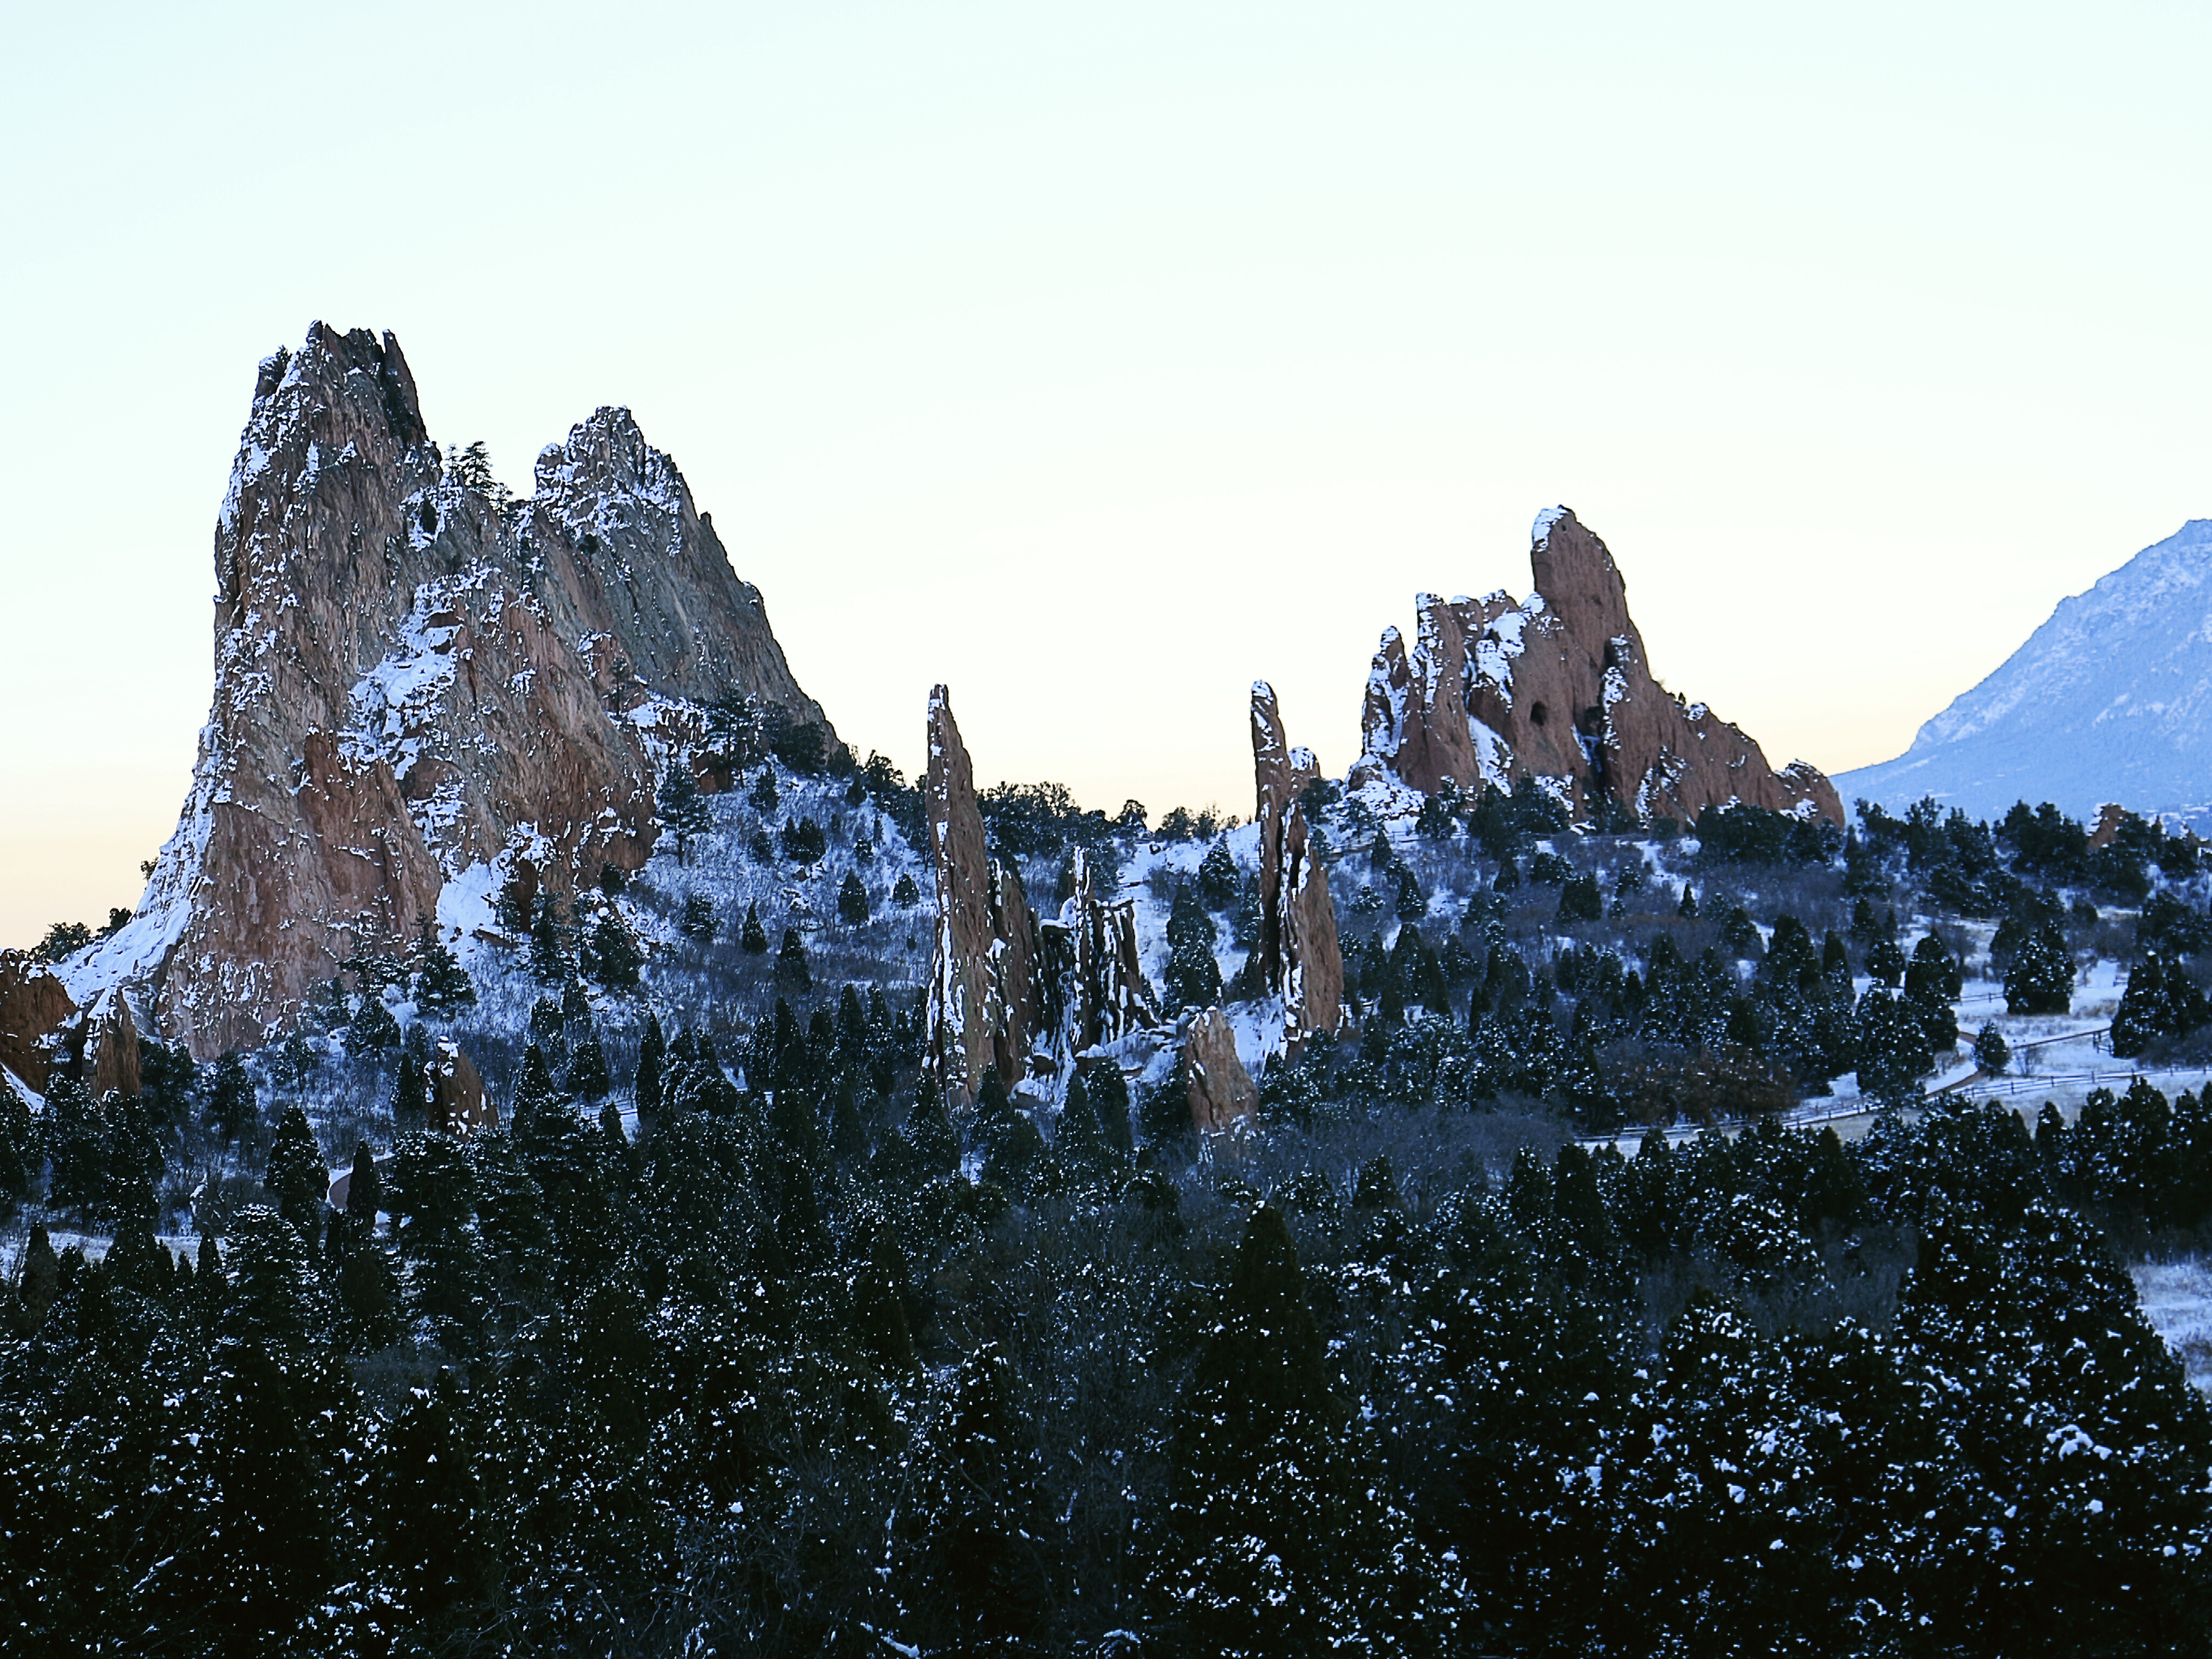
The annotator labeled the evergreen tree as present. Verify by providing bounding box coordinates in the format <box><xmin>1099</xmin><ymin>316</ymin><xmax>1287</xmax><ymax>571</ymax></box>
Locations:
<box><xmin>740</xmin><ymin>901</ymin><xmax>770</xmax><ymax>953</ymax></box>
<box><xmin>370</xmin><ymin>1367</ymin><xmax>496</xmax><ymax>1635</ymax></box>
<box><xmin>1198</xmin><ymin>838</ymin><xmax>1240</xmax><ymax>909</ymax></box>
<box><xmin>210</xmin><ymin>1051</ymin><xmax>259</xmax><ymax>1143</ymax></box>
<box><xmin>891</xmin><ymin>1344</ymin><xmax>1053</xmax><ymax>1650</ymax></box>
<box><xmin>838</xmin><ymin>870</ymin><xmax>871</xmax><ymax>925</ymax></box>
<box><xmin>589</xmin><ymin>912</ymin><xmax>643</xmax><ymax>991</ymax></box>
<box><xmin>1158</xmin><ymin>1205</ymin><xmax>1451</xmax><ymax>1655</ymax></box>
<box><xmin>1557</xmin><ymin>871</ymin><xmax>1603</xmax><ymax>924</ymax></box>
<box><xmin>1973</xmin><ymin>1021</ymin><xmax>2011</xmax><ymax>1075</ymax></box>
<box><xmin>749</xmin><ymin>764</ymin><xmax>779</xmax><ymax>814</ymax></box>
<box><xmin>2114</xmin><ymin>951</ymin><xmax>2208</xmax><ymax>1056</ymax></box>
<box><xmin>412</xmin><ymin>918</ymin><xmax>476</xmax><ymax>1014</ymax></box>
<box><xmin>678</xmin><ymin>892</ymin><xmax>717</xmax><ymax>941</ymax></box>
<box><xmin>529</xmin><ymin>894</ymin><xmax>570</xmax><ymax>985</ymax></box>
<box><xmin>565</xmin><ymin>1031</ymin><xmax>611</xmax><ymax>1100</ymax></box>
<box><xmin>1677</xmin><ymin>884</ymin><xmax>1699</xmax><ymax>919</ymax></box>
<box><xmin>776</xmin><ymin>927</ymin><xmax>813</xmax><ymax>994</ymax></box>
<box><xmin>635</xmin><ymin>1013</ymin><xmax>666</xmax><ymax>1118</ymax></box>
<box><xmin>2005</xmin><ymin>919</ymin><xmax>2074</xmax><ymax>1015</ymax></box>
<box><xmin>893</xmin><ymin>871</ymin><xmax>922</xmax><ymax>907</ymax></box>
<box><xmin>390</xmin><ymin>1039</ymin><xmax>429</xmax><ymax>1129</ymax></box>
<box><xmin>264</xmin><ymin>1104</ymin><xmax>328</xmax><ymax>1245</ymax></box>
<box><xmin>336</xmin><ymin>1141</ymin><xmax>400</xmax><ymax>1351</ymax></box>
<box><xmin>390</xmin><ymin>1132</ymin><xmax>488</xmax><ymax>1354</ymax></box>
<box><xmin>657</xmin><ymin>764</ymin><xmax>711</xmax><ymax>864</ymax></box>
<box><xmin>1165</xmin><ymin>881</ymin><xmax>1224</xmax><ymax>1010</ymax></box>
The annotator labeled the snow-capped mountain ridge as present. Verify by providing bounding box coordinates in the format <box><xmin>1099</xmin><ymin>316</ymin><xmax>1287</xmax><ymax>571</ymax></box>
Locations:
<box><xmin>1839</xmin><ymin>519</ymin><xmax>2212</xmax><ymax>822</ymax></box>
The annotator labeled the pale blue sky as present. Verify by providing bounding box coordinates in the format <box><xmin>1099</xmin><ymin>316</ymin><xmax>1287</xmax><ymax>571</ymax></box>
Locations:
<box><xmin>5</xmin><ymin>2</ymin><xmax>2210</xmax><ymax>943</ymax></box>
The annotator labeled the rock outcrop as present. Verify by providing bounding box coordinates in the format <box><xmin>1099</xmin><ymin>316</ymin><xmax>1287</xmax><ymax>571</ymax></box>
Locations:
<box><xmin>80</xmin><ymin>990</ymin><xmax>142</xmax><ymax>1101</ymax></box>
<box><xmin>923</xmin><ymin>687</ymin><xmax>1040</xmax><ymax>1107</ymax></box>
<box><xmin>1182</xmin><ymin>1007</ymin><xmax>1258</xmax><ymax>1132</ymax></box>
<box><xmin>0</xmin><ymin>952</ymin><xmax>76</xmax><ymax>1092</ymax></box>
<box><xmin>1250</xmin><ymin>683</ymin><xmax>1344</xmax><ymax>1045</ymax></box>
<box><xmin>61</xmin><ymin>323</ymin><xmax>830</xmax><ymax>1057</ymax></box>
<box><xmin>1352</xmin><ymin>508</ymin><xmax>1843</xmax><ymax>827</ymax></box>
<box><xmin>427</xmin><ymin>1040</ymin><xmax>495</xmax><ymax>1136</ymax></box>
<box><xmin>1038</xmin><ymin>848</ymin><xmax>1159</xmax><ymax>1055</ymax></box>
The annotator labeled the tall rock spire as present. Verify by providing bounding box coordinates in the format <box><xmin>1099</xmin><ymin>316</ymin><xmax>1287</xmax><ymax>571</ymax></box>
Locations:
<box><xmin>63</xmin><ymin>322</ymin><xmax>832</xmax><ymax>1056</ymax></box>
<box><xmin>1251</xmin><ymin>682</ymin><xmax>1343</xmax><ymax>1046</ymax></box>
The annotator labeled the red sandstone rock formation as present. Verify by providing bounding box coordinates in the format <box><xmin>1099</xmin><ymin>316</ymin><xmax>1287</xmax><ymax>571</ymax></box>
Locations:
<box><xmin>1353</xmin><ymin>508</ymin><xmax>1843</xmax><ymax>828</ymax></box>
<box><xmin>923</xmin><ymin>686</ymin><xmax>1040</xmax><ymax>1107</ymax></box>
<box><xmin>0</xmin><ymin>952</ymin><xmax>76</xmax><ymax>1092</ymax></box>
<box><xmin>1042</xmin><ymin>847</ymin><xmax>1159</xmax><ymax>1053</ymax></box>
<box><xmin>80</xmin><ymin>990</ymin><xmax>141</xmax><ymax>1101</ymax></box>
<box><xmin>61</xmin><ymin>323</ymin><xmax>830</xmax><ymax>1057</ymax></box>
<box><xmin>1182</xmin><ymin>1007</ymin><xmax>1258</xmax><ymax>1132</ymax></box>
<box><xmin>427</xmin><ymin>1040</ymin><xmax>495</xmax><ymax>1136</ymax></box>
<box><xmin>1251</xmin><ymin>683</ymin><xmax>1344</xmax><ymax>1044</ymax></box>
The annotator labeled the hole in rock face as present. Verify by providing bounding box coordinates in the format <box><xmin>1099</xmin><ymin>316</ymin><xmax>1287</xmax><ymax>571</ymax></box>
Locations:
<box><xmin>418</xmin><ymin>499</ymin><xmax>439</xmax><ymax>535</ymax></box>
<box><xmin>1529</xmin><ymin>702</ymin><xmax>1549</xmax><ymax>727</ymax></box>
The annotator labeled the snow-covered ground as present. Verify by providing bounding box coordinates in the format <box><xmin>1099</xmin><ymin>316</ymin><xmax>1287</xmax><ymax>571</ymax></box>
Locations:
<box><xmin>2133</xmin><ymin>1258</ymin><xmax>2212</xmax><ymax>1394</ymax></box>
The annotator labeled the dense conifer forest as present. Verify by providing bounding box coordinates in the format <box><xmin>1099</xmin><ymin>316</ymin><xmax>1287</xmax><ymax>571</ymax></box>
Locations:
<box><xmin>8</xmin><ymin>771</ymin><xmax>2212</xmax><ymax>1656</ymax></box>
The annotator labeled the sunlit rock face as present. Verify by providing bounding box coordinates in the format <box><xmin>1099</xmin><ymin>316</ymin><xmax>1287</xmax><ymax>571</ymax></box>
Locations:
<box><xmin>66</xmin><ymin>322</ymin><xmax>828</xmax><ymax>1058</ymax></box>
<box><xmin>1353</xmin><ymin>507</ymin><xmax>1842</xmax><ymax>829</ymax></box>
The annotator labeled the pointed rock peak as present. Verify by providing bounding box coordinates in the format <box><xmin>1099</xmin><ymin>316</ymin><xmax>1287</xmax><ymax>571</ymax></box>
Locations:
<box><xmin>1527</xmin><ymin>507</ymin><xmax>1633</xmax><ymax>653</ymax></box>
<box><xmin>1531</xmin><ymin>504</ymin><xmax>1570</xmax><ymax>548</ymax></box>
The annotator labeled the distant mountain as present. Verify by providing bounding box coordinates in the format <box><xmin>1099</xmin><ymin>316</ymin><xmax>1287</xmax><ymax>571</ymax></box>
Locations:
<box><xmin>1837</xmin><ymin>518</ymin><xmax>2212</xmax><ymax>826</ymax></box>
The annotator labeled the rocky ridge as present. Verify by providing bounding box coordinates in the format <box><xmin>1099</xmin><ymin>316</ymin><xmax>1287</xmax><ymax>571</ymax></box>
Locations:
<box><xmin>1353</xmin><ymin>507</ymin><xmax>1842</xmax><ymax>828</ymax></box>
<box><xmin>59</xmin><ymin>323</ymin><xmax>829</xmax><ymax>1059</ymax></box>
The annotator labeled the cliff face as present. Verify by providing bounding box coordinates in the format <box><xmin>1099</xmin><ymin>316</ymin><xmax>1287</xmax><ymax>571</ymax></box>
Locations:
<box><xmin>64</xmin><ymin>323</ymin><xmax>830</xmax><ymax>1058</ymax></box>
<box><xmin>1353</xmin><ymin>508</ymin><xmax>1843</xmax><ymax>827</ymax></box>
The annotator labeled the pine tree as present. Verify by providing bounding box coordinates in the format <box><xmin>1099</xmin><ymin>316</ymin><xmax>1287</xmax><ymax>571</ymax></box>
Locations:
<box><xmin>390</xmin><ymin>1132</ymin><xmax>488</xmax><ymax>1355</ymax></box>
<box><xmin>750</xmin><ymin>764</ymin><xmax>780</xmax><ymax>814</ymax></box>
<box><xmin>336</xmin><ymin>1141</ymin><xmax>400</xmax><ymax>1351</ymax></box>
<box><xmin>264</xmin><ymin>1104</ymin><xmax>328</xmax><ymax>1245</ymax></box>
<box><xmin>657</xmin><ymin>764</ymin><xmax>712</xmax><ymax>864</ymax></box>
<box><xmin>776</xmin><ymin>927</ymin><xmax>813</xmax><ymax>994</ymax></box>
<box><xmin>891</xmin><ymin>1344</ymin><xmax>1054</xmax><ymax>1650</ymax></box>
<box><xmin>412</xmin><ymin>918</ymin><xmax>476</xmax><ymax>1014</ymax></box>
<box><xmin>678</xmin><ymin>892</ymin><xmax>717</xmax><ymax>940</ymax></box>
<box><xmin>2005</xmin><ymin>919</ymin><xmax>2073</xmax><ymax>1015</ymax></box>
<box><xmin>1557</xmin><ymin>872</ymin><xmax>1603</xmax><ymax>924</ymax></box>
<box><xmin>566</xmin><ymin>1032</ymin><xmax>611</xmax><ymax>1100</ymax></box>
<box><xmin>529</xmin><ymin>894</ymin><xmax>569</xmax><ymax>984</ymax></box>
<box><xmin>210</xmin><ymin>1051</ymin><xmax>259</xmax><ymax>1143</ymax></box>
<box><xmin>370</xmin><ymin>1367</ymin><xmax>496</xmax><ymax>1635</ymax></box>
<box><xmin>391</xmin><ymin>1040</ymin><xmax>429</xmax><ymax>1129</ymax></box>
<box><xmin>838</xmin><ymin>869</ymin><xmax>871</xmax><ymax>925</ymax></box>
<box><xmin>1198</xmin><ymin>838</ymin><xmax>1240</xmax><ymax>909</ymax></box>
<box><xmin>893</xmin><ymin>871</ymin><xmax>921</xmax><ymax>907</ymax></box>
<box><xmin>1165</xmin><ymin>881</ymin><xmax>1223</xmax><ymax>1010</ymax></box>
<box><xmin>1677</xmin><ymin>884</ymin><xmax>1699</xmax><ymax>919</ymax></box>
<box><xmin>589</xmin><ymin>912</ymin><xmax>643</xmax><ymax>991</ymax></box>
<box><xmin>1972</xmin><ymin>1021</ymin><xmax>2010</xmax><ymax>1075</ymax></box>
<box><xmin>635</xmin><ymin>1013</ymin><xmax>666</xmax><ymax>1118</ymax></box>
<box><xmin>740</xmin><ymin>901</ymin><xmax>770</xmax><ymax>953</ymax></box>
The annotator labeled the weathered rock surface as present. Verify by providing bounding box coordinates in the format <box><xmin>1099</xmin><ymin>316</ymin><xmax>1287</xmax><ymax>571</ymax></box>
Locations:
<box><xmin>1038</xmin><ymin>847</ymin><xmax>1159</xmax><ymax>1056</ymax></box>
<box><xmin>80</xmin><ymin>989</ymin><xmax>141</xmax><ymax>1101</ymax></box>
<box><xmin>0</xmin><ymin>952</ymin><xmax>76</xmax><ymax>1092</ymax></box>
<box><xmin>62</xmin><ymin>323</ymin><xmax>830</xmax><ymax>1057</ymax></box>
<box><xmin>428</xmin><ymin>1040</ymin><xmax>495</xmax><ymax>1136</ymax></box>
<box><xmin>1353</xmin><ymin>508</ymin><xmax>1843</xmax><ymax>827</ymax></box>
<box><xmin>1182</xmin><ymin>1007</ymin><xmax>1258</xmax><ymax>1133</ymax></box>
<box><xmin>1251</xmin><ymin>683</ymin><xmax>1344</xmax><ymax>1044</ymax></box>
<box><xmin>923</xmin><ymin>686</ymin><xmax>1040</xmax><ymax>1106</ymax></box>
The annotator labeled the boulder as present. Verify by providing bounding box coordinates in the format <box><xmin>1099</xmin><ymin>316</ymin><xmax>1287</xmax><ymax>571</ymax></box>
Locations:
<box><xmin>1353</xmin><ymin>508</ymin><xmax>1844</xmax><ymax>828</ymax></box>
<box><xmin>427</xmin><ymin>1040</ymin><xmax>495</xmax><ymax>1136</ymax></box>
<box><xmin>1182</xmin><ymin>1007</ymin><xmax>1258</xmax><ymax>1133</ymax></box>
